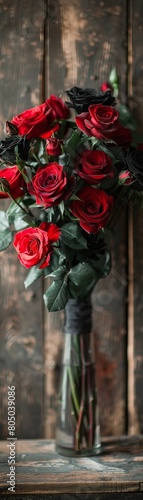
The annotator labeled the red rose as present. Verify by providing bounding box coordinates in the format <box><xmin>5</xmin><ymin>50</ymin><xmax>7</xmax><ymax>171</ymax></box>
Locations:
<box><xmin>70</xmin><ymin>186</ymin><xmax>114</xmax><ymax>233</ymax></box>
<box><xmin>46</xmin><ymin>138</ymin><xmax>63</xmax><ymax>156</ymax></box>
<box><xmin>0</xmin><ymin>165</ymin><xmax>25</xmax><ymax>199</ymax></box>
<box><xmin>76</xmin><ymin>104</ymin><xmax>119</xmax><ymax>139</ymax></box>
<box><xmin>109</xmin><ymin>123</ymin><xmax>132</xmax><ymax>147</ymax></box>
<box><xmin>75</xmin><ymin>149</ymin><xmax>114</xmax><ymax>184</ymax></box>
<box><xmin>27</xmin><ymin>162</ymin><xmax>67</xmax><ymax>208</ymax></box>
<box><xmin>9</xmin><ymin>102</ymin><xmax>60</xmax><ymax>140</ymax></box>
<box><xmin>76</xmin><ymin>104</ymin><xmax>132</xmax><ymax>147</ymax></box>
<box><xmin>13</xmin><ymin>222</ymin><xmax>61</xmax><ymax>269</ymax></box>
<box><xmin>47</xmin><ymin>95</ymin><xmax>70</xmax><ymax>120</ymax></box>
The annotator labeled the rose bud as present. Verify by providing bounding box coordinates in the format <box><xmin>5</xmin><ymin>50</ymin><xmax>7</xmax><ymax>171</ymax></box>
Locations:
<box><xmin>119</xmin><ymin>170</ymin><xmax>134</xmax><ymax>185</ymax></box>
<box><xmin>46</xmin><ymin>138</ymin><xmax>63</xmax><ymax>156</ymax></box>
<box><xmin>100</xmin><ymin>82</ymin><xmax>113</xmax><ymax>93</ymax></box>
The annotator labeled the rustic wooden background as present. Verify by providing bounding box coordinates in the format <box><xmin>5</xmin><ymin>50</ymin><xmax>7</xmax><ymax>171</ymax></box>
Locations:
<box><xmin>0</xmin><ymin>0</ymin><xmax>143</xmax><ymax>440</ymax></box>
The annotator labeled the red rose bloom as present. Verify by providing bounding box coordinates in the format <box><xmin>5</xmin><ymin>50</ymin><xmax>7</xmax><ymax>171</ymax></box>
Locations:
<box><xmin>0</xmin><ymin>165</ymin><xmax>25</xmax><ymax>199</ymax></box>
<box><xmin>109</xmin><ymin>123</ymin><xmax>132</xmax><ymax>147</ymax></box>
<box><xmin>76</xmin><ymin>104</ymin><xmax>119</xmax><ymax>139</ymax></box>
<box><xmin>75</xmin><ymin>149</ymin><xmax>114</xmax><ymax>184</ymax></box>
<box><xmin>70</xmin><ymin>186</ymin><xmax>114</xmax><ymax>233</ymax></box>
<box><xmin>76</xmin><ymin>104</ymin><xmax>132</xmax><ymax>147</ymax></box>
<box><xmin>9</xmin><ymin>101</ymin><xmax>60</xmax><ymax>140</ymax></box>
<box><xmin>46</xmin><ymin>138</ymin><xmax>63</xmax><ymax>156</ymax></box>
<box><xmin>27</xmin><ymin>162</ymin><xmax>67</xmax><ymax>208</ymax></box>
<box><xmin>47</xmin><ymin>95</ymin><xmax>70</xmax><ymax>120</ymax></box>
<box><xmin>13</xmin><ymin>222</ymin><xmax>61</xmax><ymax>269</ymax></box>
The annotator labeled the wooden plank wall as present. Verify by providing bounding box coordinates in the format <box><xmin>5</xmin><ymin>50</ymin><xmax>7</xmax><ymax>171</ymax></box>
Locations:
<box><xmin>131</xmin><ymin>0</ymin><xmax>143</xmax><ymax>434</ymax></box>
<box><xmin>0</xmin><ymin>0</ymin><xmax>142</xmax><ymax>439</ymax></box>
<box><xmin>0</xmin><ymin>0</ymin><xmax>45</xmax><ymax>438</ymax></box>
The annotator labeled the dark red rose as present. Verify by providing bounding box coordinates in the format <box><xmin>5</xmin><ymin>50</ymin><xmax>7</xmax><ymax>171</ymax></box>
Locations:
<box><xmin>46</xmin><ymin>138</ymin><xmax>63</xmax><ymax>156</ymax></box>
<box><xmin>0</xmin><ymin>165</ymin><xmax>25</xmax><ymax>199</ymax></box>
<box><xmin>13</xmin><ymin>222</ymin><xmax>61</xmax><ymax>269</ymax></box>
<box><xmin>75</xmin><ymin>149</ymin><xmax>114</xmax><ymax>184</ymax></box>
<box><xmin>76</xmin><ymin>104</ymin><xmax>119</xmax><ymax>139</ymax></box>
<box><xmin>76</xmin><ymin>104</ymin><xmax>132</xmax><ymax>147</ymax></box>
<box><xmin>70</xmin><ymin>185</ymin><xmax>114</xmax><ymax>234</ymax></box>
<box><xmin>100</xmin><ymin>82</ymin><xmax>113</xmax><ymax>93</ymax></box>
<box><xmin>109</xmin><ymin>123</ymin><xmax>132</xmax><ymax>147</ymax></box>
<box><xmin>27</xmin><ymin>162</ymin><xmax>68</xmax><ymax>208</ymax></box>
<box><xmin>9</xmin><ymin>102</ymin><xmax>60</xmax><ymax>140</ymax></box>
<box><xmin>47</xmin><ymin>95</ymin><xmax>70</xmax><ymax>119</ymax></box>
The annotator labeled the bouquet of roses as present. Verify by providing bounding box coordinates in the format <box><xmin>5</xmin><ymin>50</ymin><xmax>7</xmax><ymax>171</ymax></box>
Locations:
<box><xmin>0</xmin><ymin>71</ymin><xmax>143</xmax><ymax>312</ymax></box>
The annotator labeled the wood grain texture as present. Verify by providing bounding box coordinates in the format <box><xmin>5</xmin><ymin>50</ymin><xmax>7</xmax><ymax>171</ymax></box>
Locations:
<box><xmin>0</xmin><ymin>0</ymin><xmax>46</xmax><ymax>439</ymax></box>
<box><xmin>129</xmin><ymin>0</ymin><xmax>143</xmax><ymax>434</ymax></box>
<box><xmin>0</xmin><ymin>437</ymin><xmax>143</xmax><ymax>495</ymax></box>
<box><xmin>0</xmin><ymin>495</ymin><xmax>143</xmax><ymax>500</ymax></box>
<box><xmin>44</xmin><ymin>0</ymin><xmax>128</xmax><ymax>437</ymax></box>
<box><xmin>1</xmin><ymin>496</ymin><xmax>143</xmax><ymax>500</ymax></box>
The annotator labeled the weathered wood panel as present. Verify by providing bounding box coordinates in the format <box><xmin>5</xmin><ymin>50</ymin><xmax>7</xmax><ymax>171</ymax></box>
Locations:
<box><xmin>131</xmin><ymin>0</ymin><xmax>143</xmax><ymax>433</ymax></box>
<box><xmin>44</xmin><ymin>0</ymin><xmax>128</xmax><ymax>437</ymax></box>
<box><xmin>0</xmin><ymin>0</ymin><xmax>45</xmax><ymax>439</ymax></box>
<box><xmin>0</xmin><ymin>436</ymin><xmax>143</xmax><ymax>495</ymax></box>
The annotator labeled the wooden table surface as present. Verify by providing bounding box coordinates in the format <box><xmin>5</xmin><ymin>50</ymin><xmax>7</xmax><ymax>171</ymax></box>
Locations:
<box><xmin>0</xmin><ymin>436</ymin><xmax>143</xmax><ymax>498</ymax></box>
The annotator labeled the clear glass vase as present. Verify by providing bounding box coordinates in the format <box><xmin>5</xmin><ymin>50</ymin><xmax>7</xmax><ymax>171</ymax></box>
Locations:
<box><xmin>56</xmin><ymin>297</ymin><xmax>101</xmax><ymax>456</ymax></box>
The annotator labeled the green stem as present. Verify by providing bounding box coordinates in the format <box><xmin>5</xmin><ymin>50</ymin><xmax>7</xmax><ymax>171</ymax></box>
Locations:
<box><xmin>87</xmin><ymin>365</ymin><xmax>94</xmax><ymax>448</ymax></box>
<box><xmin>75</xmin><ymin>336</ymin><xmax>86</xmax><ymax>450</ymax></box>
<box><xmin>67</xmin><ymin>366</ymin><xmax>80</xmax><ymax>415</ymax></box>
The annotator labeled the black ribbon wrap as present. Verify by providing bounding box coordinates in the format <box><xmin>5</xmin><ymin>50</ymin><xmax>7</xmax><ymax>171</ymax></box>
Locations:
<box><xmin>64</xmin><ymin>297</ymin><xmax>92</xmax><ymax>335</ymax></box>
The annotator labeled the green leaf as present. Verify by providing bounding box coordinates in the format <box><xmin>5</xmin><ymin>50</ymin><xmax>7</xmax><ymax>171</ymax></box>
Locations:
<box><xmin>61</xmin><ymin>222</ymin><xmax>87</xmax><ymax>250</ymax></box>
<box><xmin>68</xmin><ymin>273</ymin><xmax>96</xmax><ymax>298</ymax></box>
<box><xmin>43</xmin><ymin>249</ymin><xmax>64</xmax><ymax>278</ymax></box>
<box><xmin>69</xmin><ymin>193</ymin><xmax>81</xmax><ymax>201</ymax></box>
<box><xmin>43</xmin><ymin>279</ymin><xmax>68</xmax><ymax>311</ymax></box>
<box><xmin>0</xmin><ymin>210</ymin><xmax>10</xmax><ymax>229</ymax></box>
<box><xmin>97</xmin><ymin>142</ymin><xmax>115</xmax><ymax>159</ymax></box>
<box><xmin>118</xmin><ymin>103</ymin><xmax>136</xmax><ymax>130</ymax></box>
<box><xmin>68</xmin><ymin>262</ymin><xmax>94</xmax><ymax>287</ymax></box>
<box><xmin>67</xmin><ymin>129</ymin><xmax>81</xmax><ymax>149</ymax></box>
<box><xmin>59</xmin><ymin>200</ymin><xmax>65</xmax><ymax>217</ymax></box>
<box><xmin>89</xmin><ymin>252</ymin><xmax>111</xmax><ymax>278</ymax></box>
<box><xmin>24</xmin><ymin>266</ymin><xmax>43</xmax><ymax>288</ymax></box>
<box><xmin>48</xmin><ymin>265</ymin><xmax>67</xmax><ymax>280</ymax></box>
<box><xmin>14</xmin><ymin>218</ymin><xmax>29</xmax><ymax>231</ymax></box>
<box><xmin>37</xmin><ymin>139</ymin><xmax>45</xmax><ymax>158</ymax></box>
<box><xmin>0</xmin><ymin>229</ymin><xmax>12</xmax><ymax>251</ymax></box>
<box><xmin>7</xmin><ymin>200</ymin><xmax>25</xmax><ymax>225</ymax></box>
<box><xmin>0</xmin><ymin>211</ymin><xmax>12</xmax><ymax>250</ymax></box>
<box><xmin>90</xmin><ymin>137</ymin><xmax>100</xmax><ymax>148</ymax></box>
<box><xmin>66</xmin><ymin>130</ymin><xmax>82</xmax><ymax>162</ymax></box>
<box><xmin>109</xmin><ymin>67</ymin><xmax>119</xmax><ymax>85</ymax></box>
<box><xmin>99</xmin><ymin>173</ymin><xmax>118</xmax><ymax>190</ymax></box>
<box><xmin>58</xmin><ymin>153</ymin><xmax>69</xmax><ymax>166</ymax></box>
